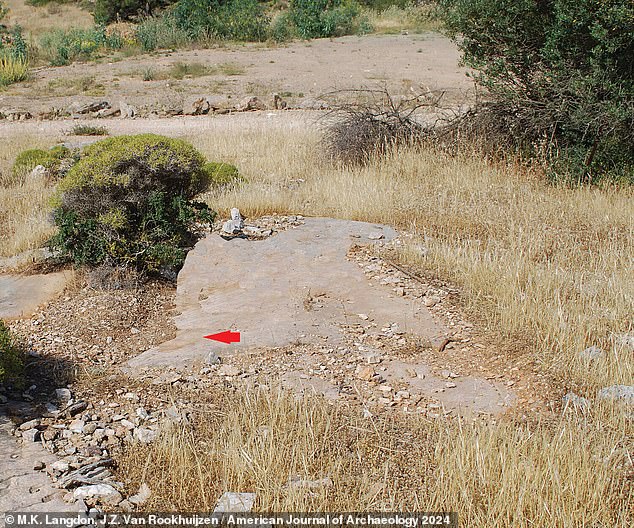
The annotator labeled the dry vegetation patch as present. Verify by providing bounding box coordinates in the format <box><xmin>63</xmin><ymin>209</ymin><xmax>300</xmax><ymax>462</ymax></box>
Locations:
<box><xmin>117</xmin><ymin>388</ymin><xmax>631</xmax><ymax>525</ymax></box>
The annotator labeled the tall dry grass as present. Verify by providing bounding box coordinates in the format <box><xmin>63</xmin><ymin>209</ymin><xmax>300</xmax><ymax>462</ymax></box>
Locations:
<box><xmin>119</xmin><ymin>388</ymin><xmax>631</xmax><ymax>525</ymax></box>
<box><xmin>3</xmin><ymin>0</ymin><xmax>93</xmax><ymax>38</ymax></box>
<box><xmin>0</xmin><ymin>135</ymin><xmax>56</xmax><ymax>258</ymax></box>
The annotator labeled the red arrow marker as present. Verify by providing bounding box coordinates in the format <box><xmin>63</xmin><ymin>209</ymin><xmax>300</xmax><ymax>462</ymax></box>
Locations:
<box><xmin>204</xmin><ymin>331</ymin><xmax>241</xmax><ymax>344</ymax></box>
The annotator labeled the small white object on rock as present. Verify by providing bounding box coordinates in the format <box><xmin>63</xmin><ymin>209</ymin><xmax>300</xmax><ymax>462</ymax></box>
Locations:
<box><xmin>368</xmin><ymin>232</ymin><xmax>384</xmax><ymax>240</ymax></box>
<box><xmin>73</xmin><ymin>484</ymin><xmax>122</xmax><ymax>505</ymax></box>
<box><xmin>213</xmin><ymin>492</ymin><xmax>256</xmax><ymax>513</ymax></box>
<box><xmin>222</xmin><ymin>208</ymin><xmax>245</xmax><ymax>235</ymax></box>
<box><xmin>597</xmin><ymin>385</ymin><xmax>634</xmax><ymax>405</ymax></box>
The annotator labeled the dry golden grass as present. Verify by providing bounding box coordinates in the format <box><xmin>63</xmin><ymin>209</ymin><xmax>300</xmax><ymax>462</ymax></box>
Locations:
<box><xmin>3</xmin><ymin>0</ymin><xmax>93</xmax><ymax>38</ymax></box>
<box><xmin>119</xmin><ymin>388</ymin><xmax>631</xmax><ymax>525</ymax></box>
<box><xmin>0</xmin><ymin>135</ymin><xmax>56</xmax><ymax>257</ymax></box>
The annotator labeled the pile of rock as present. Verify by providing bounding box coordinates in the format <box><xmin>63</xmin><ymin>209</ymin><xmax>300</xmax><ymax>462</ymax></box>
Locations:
<box><xmin>219</xmin><ymin>209</ymin><xmax>305</xmax><ymax>238</ymax></box>
<box><xmin>9</xmin><ymin>388</ymin><xmax>161</xmax><ymax>509</ymax></box>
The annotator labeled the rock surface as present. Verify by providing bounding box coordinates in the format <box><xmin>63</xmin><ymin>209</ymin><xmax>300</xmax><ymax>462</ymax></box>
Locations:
<box><xmin>128</xmin><ymin>218</ymin><xmax>446</xmax><ymax>369</ymax></box>
<box><xmin>0</xmin><ymin>272</ymin><xmax>72</xmax><ymax>320</ymax></box>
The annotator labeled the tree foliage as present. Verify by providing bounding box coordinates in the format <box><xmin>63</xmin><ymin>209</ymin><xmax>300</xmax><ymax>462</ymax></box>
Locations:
<box><xmin>438</xmin><ymin>0</ymin><xmax>634</xmax><ymax>183</ymax></box>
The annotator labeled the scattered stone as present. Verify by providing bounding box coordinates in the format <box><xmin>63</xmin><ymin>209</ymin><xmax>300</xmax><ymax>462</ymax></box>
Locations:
<box><xmin>187</xmin><ymin>96</ymin><xmax>211</xmax><ymax>116</ymax></box>
<box><xmin>128</xmin><ymin>483</ymin><xmax>152</xmax><ymax>506</ymax></box>
<box><xmin>236</xmin><ymin>96</ymin><xmax>266</xmax><ymax>112</ymax></box>
<box><xmin>51</xmin><ymin>460</ymin><xmax>70</xmax><ymax>473</ymax></box>
<box><xmin>19</xmin><ymin>419</ymin><xmax>40</xmax><ymax>431</ymax></box>
<box><xmin>287</xmin><ymin>476</ymin><xmax>332</xmax><ymax>490</ymax></box>
<box><xmin>28</xmin><ymin>165</ymin><xmax>49</xmax><ymax>184</ymax></box>
<box><xmin>368</xmin><ymin>232</ymin><xmax>384</xmax><ymax>240</ymax></box>
<box><xmin>63</xmin><ymin>401</ymin><xmax>88</xmax><ymax>417</ymax></box>
<box><xmin>445</xmin><ymin>382</ymin><xmax>457</xmax><ymax>389</ymax></box>
<box><xmin>424</xmin><ymin>296</ymin><xmax>440</xmax><ymax>308</ymax></box>
<box><xmin>165</xmin><ymin>406</ymin><xmax>186</xmax><ymax>424</ymax></box>
<box><xmin>272</xmin><ymin>93</ymin><xmax>288</xmax><ymax>110</ymax></box>
<box><xmin>357</xmin><ymin>314</ymin><xmax>369</xmax><ymax>320</ymax></box>
<box><xmin>356</xmin><ymin>366</ymin><xmax>375</xmax><ymax>381</ymax></box>
<box><xmin>579</xmin><ymin>346</ymin><xmax>605</xmax><ymax>361</ymax></box>
<box><xmin>597</xmin><ymin>385</ymin><xmax>634</xmax><ymax>405</ymax></box>
<box><xmin>133</xmin><ymin>428</ymin><xmax>157</xmax><ymax>444</ymax></box>
<box><xmin>136</xmin><ymin>407</ymin><xmax>149</xmax><ymax>420</ymax></box>
<box><xmin>218</xmin><ymin>364</ymin><xmax>241</xmax><ymax>377</ymax></box>
<box><xmin>562</xmin><ymin>392</ymin><xmax>591</xmax><ymax>411</ymax></box>
<box><xmin>213</xmin><ymin>492</ymin><xmax>256</xmax><ymax>513</ymax></box>
<box><xmin>69</xmin><ymin>101</ymin><xmax>110</xmax><ymax>115</ymax></box>
<box><xmin>22</xmin><ymin>428</ymin><xmax>40</xmax><ymax>442</ymax></box>
<box><xmin>33</xmin><ymin>461</ymin><xmax>46</xmax><ymax>471</ymax></box>
<box><xmin>120</xmin><ymin>101</ymin><xmax>136</xmax><ymax>119</ymax></box>
<box><xmin>55</xmin><ymin>388</ymin><xmax>72</xmax><ymax>401</ymax></box>
<box><xmin>206</xmin><ymin>352</ymin><xmax>221</xmax><ymax>365</ymax></box>
<box><xmin>73</xmin><ymin>484</ymin><xmax>122</xmax><ymax>505</ymax></box>
<box><xmin>298</xmin><ymin>98</ymin><xmax>329</xmax><ymax>110</ymax></box>
<box><xmin>68</xmin><ymin>420</ymin><xmax>85</xmax><ymax>434</ymax></box>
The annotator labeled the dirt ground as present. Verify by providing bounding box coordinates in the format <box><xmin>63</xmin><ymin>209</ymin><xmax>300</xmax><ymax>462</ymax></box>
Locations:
<box><xmin>1</xmin><ymin>34</ymin><xmax>473</xmax><ymax>116</ymax></box>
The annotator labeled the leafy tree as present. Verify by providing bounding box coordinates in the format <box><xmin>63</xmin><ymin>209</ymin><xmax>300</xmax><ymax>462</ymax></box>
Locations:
<box><xmin>438</xmin><ymin>0</ymin><xmax>634</xmax><ymax>183</ymax></box>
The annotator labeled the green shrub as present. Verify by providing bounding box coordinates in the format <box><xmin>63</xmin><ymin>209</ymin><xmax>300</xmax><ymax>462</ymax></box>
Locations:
<box><xmin>69</xmin><ymin>124</ymin><xmax>109</xmax><ymax>136</ymax></box>
<box><xmin>437</xmin><ymin>0</ymin><xmax>634</xmax><ymax>184</ymax></box>
<box><xmin>0</xmin><ymin>52</ymin><xmax>29</xmax><ymax>87</ymax></box>
<box><xmin>270</xmin><ymin>11</ymin><xmax>296</xmax><ymax>42</ymax></box>
<box><xmin>9</xmin><ymin>146</ymin><xmax>74</xmax><ymax>185</ymax></box>
<box><xmin>94</xmin><ymin>0</ymin><xmax>175</xmax><ymax>25</ymax></box>
<box><xmin>39</xmin><ymin>26</ymin><xmax>123</xmax><ymax>66</ymax></box>
<box><xmin>0</xmin><ymin>320</ymin><xmax>23</xmax><ymax>386</ymax></box>
<box><xmin>203</xmin><ymin>161</ymin><xmax>244</xmax><ymax>186</ymax></box>
<box><xmin>50</xmin><ymin>134</ymin><xmax>216</xmax><ymax>276</ymax></box>
<box><xmin>135</xmin><ymin>13</ymin><xmax>190</xmax><ymax>51</ymax></box>
<box><xmin>289</xmin><ymin>0</ymin><xmax>368</xmax><ymax>39</ymax></box>
<box><xmin>172</xmin><ymin>0</ymin><xmax>270</xmax><ymax>41</ymax></box>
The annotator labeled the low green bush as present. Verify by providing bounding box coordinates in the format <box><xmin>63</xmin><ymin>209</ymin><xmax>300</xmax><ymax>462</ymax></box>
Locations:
<box><xmin>50</xmin><ymin>134</ymin><xmax>216</xmax><ymax>276</ymax></box>
<box><xmin>135</xmin><ymin>13</ymin><xmax>190</xmax><ymax>51</ymax></box>
<box><xmin>9</xmin><ymin>145</ymin><xmax>75</xmax><ymax>185</ymax></box>
<box><xmin>94</xmin><ymin>0</ymin><xmax>174</xmax><ymax>25</ymax></box>
<box><xmin>39</xmin><ymin>26</ymin><xmax>123</xmax><ymax>66</ymax></box>
<box><xmin>204</xmin><ymin>161</ymin><xmax>244</xmax><ymax>186</ymax></box>
<box><xmin>289</xmin><ymin>0</ymin><xmax>369</xmax><ymax>39</ymax></box>
<box><xmin>438</xmin><ymin>0</ymin><xmax>634</xmax><ymax>184</ymax></box>
<box><xmin>0</xmin><ymin>320</ymin><xmax>23</xmax><ymax>386</ymax></box>
<box><xmin>172</xmin><ymin>0</ymin><xmax>270</xmax><ymax>41</ymax></box>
